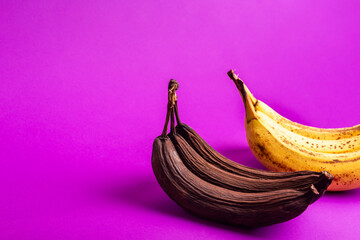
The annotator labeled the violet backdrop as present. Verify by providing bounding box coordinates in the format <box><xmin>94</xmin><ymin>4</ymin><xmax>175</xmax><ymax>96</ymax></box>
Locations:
<box><xmin>1</xmin><ymin>0</ymin><xmax>360</xmax><ymax>239</ymax></box>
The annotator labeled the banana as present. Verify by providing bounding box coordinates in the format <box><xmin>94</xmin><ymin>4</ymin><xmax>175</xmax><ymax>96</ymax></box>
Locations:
<box><xmin>151</xmin><ymin>79</ymin><xmax>332</xmax><ymax>227</ymax></box>
<box><xmin>152</xmin><ymin>136</ymin><xmax>322</xmax><ymax>227</ymax></box>
<box><xmin>242</xmin><ymin>77</ymin><xmax>360</xmax><ymax>140</ymax></box>
<box><xmin>175</xmin><ymin>122</ymin><xmax>331</xmax><ymax>180</ymax></box>
<box><xmin>256</xmin><ymin>111</ymin><xmax>360</xmax><ymax>154</ymax></box>
<box><xmin>228</xmin><ymin>70</ymin><xmax>360</xmax><ymax>191</ymax></box>
<box><xmin>170</xmin><ymin>132</ymin><xmax>332</xmax><ymax>197</ymax></box>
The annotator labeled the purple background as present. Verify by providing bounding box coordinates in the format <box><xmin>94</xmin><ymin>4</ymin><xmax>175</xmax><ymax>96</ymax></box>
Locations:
<box><xmin>1</xmin><ymin>0</ymin><xmax>360</xmax><ymax>239</ymax></box>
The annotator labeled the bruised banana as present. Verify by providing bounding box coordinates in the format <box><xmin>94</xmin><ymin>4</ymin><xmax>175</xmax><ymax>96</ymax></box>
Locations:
<box><xmin>151</xmin><ymin>79</ymin><xmax>332</xmax><ymax>227</ymax></box>
<box><xmin>228</xmin><ymin>70</ymin><xmax>360</xmax><ymax>191</ymax></box>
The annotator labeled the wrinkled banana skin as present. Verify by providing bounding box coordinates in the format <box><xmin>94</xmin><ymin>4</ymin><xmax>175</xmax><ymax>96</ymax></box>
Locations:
<box><xmin>152</xmin><ymin>137</ymin><xmax>323</xmax><ymax>227</ymax></box>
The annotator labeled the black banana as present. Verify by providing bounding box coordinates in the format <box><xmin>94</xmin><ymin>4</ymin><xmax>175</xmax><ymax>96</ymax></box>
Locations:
<box><xmin>151</xmin><ymin>79</ymin><xmax>332</xmax><ymax>227</ymax></box>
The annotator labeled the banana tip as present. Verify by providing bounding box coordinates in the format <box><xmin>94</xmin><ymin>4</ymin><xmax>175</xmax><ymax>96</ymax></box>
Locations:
<box><xmin>310</xmin><ymin>184</ymin><xmax>320</xmax><ymax>195</ymax></box>
<box><xmin>322</xmin><ymin>171</ymin><xmax>334</xmax><ymax>180</ymax></box>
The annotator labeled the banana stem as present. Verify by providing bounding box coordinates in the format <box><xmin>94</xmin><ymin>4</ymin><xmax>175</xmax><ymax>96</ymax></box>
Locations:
<box><xmin>227</xmin><ymin>69</ymin><xmax>258</xmax><ymax>122</ymax></box>
<box><xmin>161</xmin><ymin>103</ymin><xmax>172</xmax><ymax>137</ymax></box>
<box><xmin>174</xmin><ymin>102</ymin><xmax>181</xmax><ymax>124</ymax></box>
<box><xmin>161</xmin><ymin>79</ymin><xmax>180</xmax><ymax>137</ymax></box>
<box><xmin>170</xmin><ymin>107</ymin><xmax>176</xmax><ymax>134</ymax></box>
<box><xmin>227</xmin><ymin>70</ymin><xmax>246</xmax><ymax>101</ymax></box>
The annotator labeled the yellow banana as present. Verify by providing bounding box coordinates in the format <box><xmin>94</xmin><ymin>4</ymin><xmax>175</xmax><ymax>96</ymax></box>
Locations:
<box><xmin>228</xmin><ymin>70</ymin><xmax>360</xmax><ymax>191</ymax></box>
<box><xmin>244</xmin><ymin>84</ymin><xmax>360</xmax><ymax>140</ymax></box>
<box><xmin>257</xmin><ymin>111</ymin><xmax>360</xmax><ymax>154</ymax></box>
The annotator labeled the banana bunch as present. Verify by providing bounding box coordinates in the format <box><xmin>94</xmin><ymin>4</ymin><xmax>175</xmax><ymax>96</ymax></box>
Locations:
<box><xmin>227</xmin><ymin>70</ymin><xmax>360</xmax><ymax>191</ymax></box>
<box><xmin>151</xmin><ymin>80</ymin><xmax>332</xmax><ymax>227</ymax></box>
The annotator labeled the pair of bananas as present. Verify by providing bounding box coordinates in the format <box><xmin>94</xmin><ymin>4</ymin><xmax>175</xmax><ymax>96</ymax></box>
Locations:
<box><xmin>152</xmin><ymin>80</ymin><xmax>333</xmax><ymax>227</ymax></box>
<box><xmin>227</xmin><ymin>70</ymin><xmax>360</xmax><ymax>191</ymax></box>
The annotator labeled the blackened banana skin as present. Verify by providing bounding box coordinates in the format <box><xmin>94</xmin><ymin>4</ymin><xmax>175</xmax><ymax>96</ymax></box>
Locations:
<box><xmin>152</xmin><ymin>136</ymin><xmax>322</xmax><ymax>227</ymax></box>
<box><xmin>170</xmin><ymin>131</ymin><xmax>332</xmax><ymax>195</ymax></box>
<box><xmin>175</xmin><ymin>123</ymin><xmax>332</xmax><ymax>200</ymax></box>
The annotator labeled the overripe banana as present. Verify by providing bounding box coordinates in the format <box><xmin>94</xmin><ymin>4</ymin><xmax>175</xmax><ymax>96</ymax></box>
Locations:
<box><xmin>174</xmin><ymin>123</ymin><xmax>332</xmax><ymax>199</ymax></box>
<box><xmin>228</xmin><ymin>70</ymin><xmax>360</xmax><ymax>191</ymax></box>
<box><xmin>151</xmin><ymin>79</ymin><xmax>332</xmax><ymax>227</ymax></box>
<box><xmin>171</xmin><ymin>132</ymin><xmax>331</xmax><ymax>194</ymax></box>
